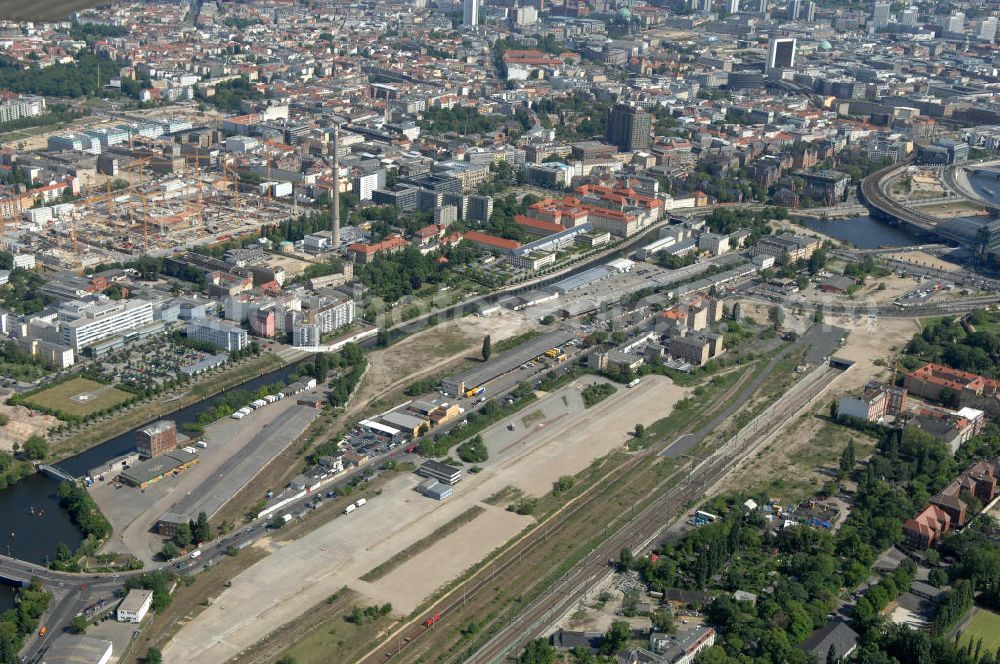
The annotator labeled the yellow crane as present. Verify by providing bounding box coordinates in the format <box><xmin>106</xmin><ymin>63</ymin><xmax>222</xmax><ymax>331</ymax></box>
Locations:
<box><xmin>124</xmin><ymin>156</ymin><xmax>154</xmax><ymax>253</ymax></box>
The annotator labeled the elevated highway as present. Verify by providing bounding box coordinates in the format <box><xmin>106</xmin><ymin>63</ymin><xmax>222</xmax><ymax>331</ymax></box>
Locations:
<box><xmin>944</xmin><ymin>161</ymin><xmax>1000</xmax><ymax>214</ymax></box>
<box><xmin>860</xmin><ymin>163</ymin><xmax>993</xmax><ymax>249</ymax></box>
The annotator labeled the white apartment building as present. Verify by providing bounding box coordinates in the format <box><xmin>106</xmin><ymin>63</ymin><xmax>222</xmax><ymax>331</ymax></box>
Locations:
<box><xmin>58</xmin><ymin>299</ymin><xmax>155</xmax><ymax>352</ymax></box>
<box><xmin>311</xmin><ymin>297</ymin><xmax>355</xmax><ymax>334</ymax></box>
<box><xmin>12</xmin><ymin>253</ymin><xmax>36</xmax><ymax>270</ymax></box>
<box><xmin>0</xmin><ymin>95</ymin><xmax>45</xmax><ymax>123</ymax></box>
<box><xmin>352</xmin><ymin>171</ymin><xmax>385</xmax><ymax>201</ymax></box>
<box><xmin>292</xmin><ymin>320</ymin><xmax>321</xmax><ymax>347</ymax></box>
<box><xmin>186</xmin><ymin>318</ymin><xmax>249</xmax><ymax>351</ymax></box>
<box><xmin>291</xmin><ymin>297</ymin><xmax>355</xmax><ymax>346</ymax></box>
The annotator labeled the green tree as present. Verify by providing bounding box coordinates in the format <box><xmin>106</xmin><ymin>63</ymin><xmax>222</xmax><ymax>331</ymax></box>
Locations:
<box><xmin>22</xmin><ymin>435</ymin><xmax>48</xmax><ymax>460</ymax></box>
<box><xmin>520</xmin><ymin>638</ymin><xmax>555</xmax><ymax>663</ymax></box>
<box><xmin>482</xmin><ymin>335</ymin><xmax>492</xmax><ymax>361</ymax></box>
<box><xmin>173</xmin><ymin>522</ymin><xmax>193</xmax><ymax>548</ymax></box>
<box><xmin>839</xmin><ymin>440</ymin><xmax>856</xmax><ymax>477</ymax></box>
<box><xmin>69</xmin><ymin>614</ymin><xmax>88</xmax><ymax>634</ymax></box>
<box><xmin>939</xmin><ymin>386</ymin><xmax>961</xmax><ymax>409</ymax></box>
<box><xmin>633</xmin><ymin>423</ymin><xmax>645</xmax><ymax>438</ymax></box>
<box><xmin>651</xmin><ymin>610</ymin><xmax>676</xmax><ymax>634</ymax></box>
<box><xmin>600</xmin><ymin>620</ymin><xmax>630</xmax><ymax>655</ymax></box>
<box><xmin>619</xmin><ymin>547</ymin><xmax>634</xmax><ymax>572</ymax></box>
<box><xmin>193</xmin><ymin>512</ymin><xmax>211</xmax><ymax>543</ymax></box>
<box><xmin>145</xmin><ymin>646</ymin><xmax>163</xmax><ymax>664</ymax></box>
<box><xmin>160</xmin><ymin>541</ymin><xmax>180</xmax><ymax>560</ymax></box>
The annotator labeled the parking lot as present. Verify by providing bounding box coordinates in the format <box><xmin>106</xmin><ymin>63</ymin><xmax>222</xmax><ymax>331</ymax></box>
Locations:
<box><xmin>92</xmin><ymin>387</ymin><xmax>325</xmax><ymax>562</ymax></box>
<box><xmin>91</xmin><ymin>333</ymin><xmax>228</xmax><ymax>390</ymax></box>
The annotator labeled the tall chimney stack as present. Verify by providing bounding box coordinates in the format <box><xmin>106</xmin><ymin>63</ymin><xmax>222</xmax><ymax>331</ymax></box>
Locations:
<box><xmin>332</xmin><ymin>125</ymin><xmax>341</xmax><ymax>250</ymax></box>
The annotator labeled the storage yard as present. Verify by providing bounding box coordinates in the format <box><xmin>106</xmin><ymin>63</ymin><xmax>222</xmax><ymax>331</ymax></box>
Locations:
<box><xmin>91</xmin><ymin>387</ymin><xmax>324</xmax><ymax>562</ymax></box>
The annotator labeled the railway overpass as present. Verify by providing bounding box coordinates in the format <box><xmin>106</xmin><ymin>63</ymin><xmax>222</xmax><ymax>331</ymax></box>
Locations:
<box><xmin>860</xmin><ymin>163</ymin><xmax>998</xmax><ymax>253</ymax></box>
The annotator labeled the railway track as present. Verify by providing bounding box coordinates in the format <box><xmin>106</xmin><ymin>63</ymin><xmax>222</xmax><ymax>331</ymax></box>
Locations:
<box><xmin>466</xmin><ymin>362</ymin><xmax>844</xmax><ymax>663</ymax></box>
<box><xmin>354</xmin><ymin>360</ymin><xmax>764</xmax><ymax>664</ymax></box>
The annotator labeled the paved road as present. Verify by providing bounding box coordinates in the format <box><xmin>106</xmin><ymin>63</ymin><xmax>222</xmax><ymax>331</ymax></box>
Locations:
<box><xmin>1</xmin><ymin>555</ymin><xmax>129</xmax><ymax>663</ymax></box>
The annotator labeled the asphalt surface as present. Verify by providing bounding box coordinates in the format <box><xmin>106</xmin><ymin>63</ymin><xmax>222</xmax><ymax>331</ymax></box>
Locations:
<box><xmin>168</xmin><ymin>405</ymin><xmax>320</xmax><ymax>520</ymax></box>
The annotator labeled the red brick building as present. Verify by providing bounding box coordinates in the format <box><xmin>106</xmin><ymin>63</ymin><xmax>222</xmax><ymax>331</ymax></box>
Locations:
<box><xmin>136</xmin><ymin>420</ymin><xmax>177</xmax><ymax>459</ymax></box>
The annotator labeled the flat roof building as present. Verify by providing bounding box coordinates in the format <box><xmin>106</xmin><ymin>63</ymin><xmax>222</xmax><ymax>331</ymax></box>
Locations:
<box><xmin>57</xmin><ymin>298</ymin><xmax>155</xmax><ymax>353</ymax></box>
<box><xmin>119</xmin><ymin>449</ymin><xmax>199</xmax><ymax>489</ymax></box>
<box><xmin>418</xmin><ymin>460</ymin><xmax>463</xmax><ymax>485</ymax></box>
<box><xmin>41</xmin><ymin>635</ymin><xmax>113</xmax><ymax>664</ymax></box>
<box><xmin>117</xmin><ymin>588</ymin><xmax>154</xmax><ymax>623</ymax></box>
<box><xmin>441</xmin><ymin>329</ymin><xmax>577</xmax><ymax>397</ymax></box>
<box><xmin>186</xmin><ymin>318</ymin><xmax>248</xmax><ymax>351</ymax></box>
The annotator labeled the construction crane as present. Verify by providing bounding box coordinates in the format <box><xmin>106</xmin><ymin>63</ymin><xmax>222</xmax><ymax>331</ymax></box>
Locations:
<box><xmin>123</xmin><ymin>156</ymin><xmax>153</xmax><ymax>253</ymax></box>
<box><xmin>223</xmin><ymin>160</ymin><xmax>241</xmax><ymax>216</ymax></box>
<box><xmin>182</xmin><ymin>151</ymin><xmax>211</xmax><ymax>228</ymax></box>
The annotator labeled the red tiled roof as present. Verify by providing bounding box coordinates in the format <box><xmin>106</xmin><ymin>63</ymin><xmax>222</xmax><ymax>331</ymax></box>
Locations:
<box><xmin>514</xmin><ymin>215</ymin><xmax>565</xmax><ymax>235</ymax></box>
<box><xmin>349</xmin><ymin>235</ymin><xmax>408</xmax><ymax>255</ymax></box>
<box><xmin>463</xmin><ymin>230</ymin><xmax>520</xmax><ymax>250</ymax></box>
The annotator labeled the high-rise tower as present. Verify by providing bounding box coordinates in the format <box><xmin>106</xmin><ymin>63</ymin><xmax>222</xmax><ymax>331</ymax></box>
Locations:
<box><xmin>332</xmin><ymin>126</ymin><xmax>341</xmax><ymax>250</ymax></box>
<box><xmin>463</xmin><ymin>0</ymin><xmax>479</xmax><ymax>26</ymax></box>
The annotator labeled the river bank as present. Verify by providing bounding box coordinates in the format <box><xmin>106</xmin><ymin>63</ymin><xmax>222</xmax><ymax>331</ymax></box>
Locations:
<box><xmin>785</xmin><ymin>214</ymin><xmax>919</xmax><ymax>249</ymax></box>
<box><xmin>0</xmin><ymin>354</ymin><xmax>312</xmax><ymax>566</ymax></box>
<box><xmin>44</xmin><ymin>351</ymin><xmax>289</xmax><ymax>464</ymax></box>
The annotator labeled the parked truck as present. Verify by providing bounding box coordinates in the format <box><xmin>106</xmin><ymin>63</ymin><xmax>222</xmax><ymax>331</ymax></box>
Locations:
<box><xmin>344</xmin><ymin>504</ymin><xmax>357</xmax><ymax>514</ymax></box>
<box><xmin>355</xmin><ymin>498</ymin><xmax>367</xmax><ymax>508</ymax></box>
<box><xmin>281</xmin><ymin>514</ymin><xmax>293</xmax><ymax>523</ymax></box>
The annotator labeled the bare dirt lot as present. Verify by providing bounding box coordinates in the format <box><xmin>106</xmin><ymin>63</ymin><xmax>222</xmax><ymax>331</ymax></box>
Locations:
<box><xmin>266</xmin><ymin>254</ymin><xmax>313</xmax><ymax>279</ymax></box>
<box><xmin>0</xmin><ymin>402</ymin><xmax>56</xmax><ymax>452</ymax></box>
<box><xmin>162</xmin><ymin>374</ymin><xmax>689</xmax><ymax>664</ymax></box>
<box><xmin>348</xmin><ymin>311</ymin><xmax>539</xmax><ymax>418</ymax></box>
<box><xmin>920</xmin><ymin>201</ymin><xmax>989</xmax><ymax>219</ymax></box>
<box><xmin>715</xmin><ymin>314</ymin><xmax>920</xmax><ymax>502</ymax></box>
<box><xmin>882</xmin><ymin>250</ymin><xmax>961</xmax><ymax>273</ymax></box>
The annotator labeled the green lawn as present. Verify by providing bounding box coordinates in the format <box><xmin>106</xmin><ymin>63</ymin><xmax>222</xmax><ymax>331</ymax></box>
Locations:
<box><xmin>970</xmin><ymin>311</ymin><xmax>1000</xmax><ymax>336</ymax></box>
<box><xmin>24</xmin><ymin>377</ymin><xmax>131</xmax><ymax>418</ymax></box>
<box><xmin>957</xmin><ymin>608</ymin><xmax>1000</xmax><ymax>653</ymax></box>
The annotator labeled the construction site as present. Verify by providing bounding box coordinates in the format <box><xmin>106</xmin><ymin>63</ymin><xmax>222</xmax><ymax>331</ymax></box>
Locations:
<box><xmin>2</xmin><ymin>112</ymin><xmax>304</xmax><ymax>270</ymax></box>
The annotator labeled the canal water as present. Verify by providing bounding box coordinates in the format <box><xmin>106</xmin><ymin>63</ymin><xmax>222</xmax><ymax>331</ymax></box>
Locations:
<box><xmin>0</xmin><ymin>359</ymin><xmax>308</xmax><ymax>566</ymax></box>
<box><xmin>798</xmin><ymin>215</ymin><xmax>918</xmax><ymax>249</ymax></box>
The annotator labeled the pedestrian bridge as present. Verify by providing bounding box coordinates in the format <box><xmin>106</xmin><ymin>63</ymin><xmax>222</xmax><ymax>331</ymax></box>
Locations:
<box><xmin>37</xmin><ymin>464</ymin><xmax>77</xmax><ymax>483</ymax></box>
